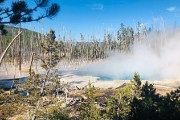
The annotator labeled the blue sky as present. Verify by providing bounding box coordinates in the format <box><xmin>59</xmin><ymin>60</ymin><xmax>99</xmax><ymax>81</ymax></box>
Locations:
<box><xmin>20</xmin><ymin>0</ymin><xmax>180</xmax><ymax>40</ymax></box>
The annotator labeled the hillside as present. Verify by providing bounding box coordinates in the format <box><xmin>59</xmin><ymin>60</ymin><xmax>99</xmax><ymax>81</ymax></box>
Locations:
<box><xmin>0</xmin><ymin>25</ymin><xmax>44</xmax><ymax>64</ymax></box>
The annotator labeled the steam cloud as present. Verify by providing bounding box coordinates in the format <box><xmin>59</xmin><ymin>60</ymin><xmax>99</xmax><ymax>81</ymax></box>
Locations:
<box><xmin>76</xmin><ymin>30</ymin><xmax>180</xmax><ymax>80</ymax></box>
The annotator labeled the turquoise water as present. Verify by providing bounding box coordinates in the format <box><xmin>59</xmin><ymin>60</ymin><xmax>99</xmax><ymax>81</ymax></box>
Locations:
<box><xmin>71</xmin><ymin>70</ymin><xmax>159</xmax><ymax>80</ymax></box>
<box><xmin>97</xmin><ymin>75</ymin><xmax>133</xmax><ymax>80</ymax></box>
<box><xmin>72</xmin><ymin>71</ymin><xmax>135</xmax><ymax>80</ymax></box>
<box><xmin>91</xmin><ymin>73</ymin><xmax>157</xmax><ymax>80</ymax></box>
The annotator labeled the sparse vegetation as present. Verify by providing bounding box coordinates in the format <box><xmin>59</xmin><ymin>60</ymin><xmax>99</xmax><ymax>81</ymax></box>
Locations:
<box><xmin>0</xmin><ymin>25</ymin><xmax>180</xmax><ymax>119</ymax></box>
<box><xmin>0</xmin><ymin>1</ymin><xmax>180</xmax><ymax>120</ymax></box>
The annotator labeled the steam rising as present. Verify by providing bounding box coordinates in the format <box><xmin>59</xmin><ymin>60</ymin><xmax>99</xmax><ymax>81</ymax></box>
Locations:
<box><xmin>76</xmin><ymin>30</ymin><xmax>180</xmax><ymax>80</ymax></box>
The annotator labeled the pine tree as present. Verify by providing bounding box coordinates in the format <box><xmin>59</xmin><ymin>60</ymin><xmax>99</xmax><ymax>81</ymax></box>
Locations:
<box><xmin>25</xmin><ymin>29</ymin><xmax>62</xmax><ymax>119</ymax></box>
<box><xmin>131</xmin><ymin>72</ymin><xmax>142</xmax><ymax>97</ymax></box>
<box><xmin>79</xmin><ymin>81</ymin><xmax>101</xmax><ymax>120</ymax></box>
<box><xmin>107</xmin><ymin>85</ymin><xmax>132</xmax><ymax>119</ymax></box>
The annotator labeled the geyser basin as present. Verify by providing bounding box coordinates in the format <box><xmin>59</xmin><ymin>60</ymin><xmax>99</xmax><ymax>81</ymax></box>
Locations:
<box><xmin>62</xmin><ymin>33</ymin><xmax>180</xmax><ymax>81</ymax></box>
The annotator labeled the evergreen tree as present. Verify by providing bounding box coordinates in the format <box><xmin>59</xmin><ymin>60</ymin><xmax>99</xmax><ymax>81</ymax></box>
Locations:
<box><xmin>0</xmin><ymin>0</ymin><xmax>60</xmax><ymax>35</ymax></box>
<box><xmin>106</xmin><ymin>84</ymin><xmax>133</xmax><ymax>120</ymax></box>
<box><xmin>79</xmin><ymin>81</ymin><xmax>101</xmax><ymax>120</ymax></box>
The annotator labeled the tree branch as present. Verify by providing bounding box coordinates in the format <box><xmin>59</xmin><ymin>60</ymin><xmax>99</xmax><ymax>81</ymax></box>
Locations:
<box><xmin>0</xmin><ymin>0</ymin><xmax>60</xmax><ymax>24</ymax></box>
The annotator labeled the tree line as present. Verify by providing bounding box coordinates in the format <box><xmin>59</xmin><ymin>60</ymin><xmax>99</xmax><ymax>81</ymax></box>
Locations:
<box><xmin>1</xmin><ymin>21</ymin><xmax>165</xmax><ymax>68</ymax></box>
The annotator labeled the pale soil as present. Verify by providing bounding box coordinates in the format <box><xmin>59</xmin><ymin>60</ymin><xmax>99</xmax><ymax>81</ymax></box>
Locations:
<box><xmin>5</xmin><ymin>70</ymin><xmax>180</xmax><ymax>120</ymax></box>
<box><xmin>61</xmin><ymin>73</ymin><xmax>179</xmax><ymax>95</ymax></box>
<box><xmin>0</xmin><ymin>60</ymin><xmax>99</xmax><ymax>79</ymax></box>
<box><xmin>1</xmin><ymin>60</ymin><xmax>179</xmax><ymax>95</ymax></box>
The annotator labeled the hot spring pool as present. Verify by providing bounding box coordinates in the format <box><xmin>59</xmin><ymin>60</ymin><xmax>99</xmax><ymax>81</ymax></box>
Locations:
<box><xmin>63</xmin><ymin>69</ymin><xmax>158</xmax><ymax>81</ymax></box>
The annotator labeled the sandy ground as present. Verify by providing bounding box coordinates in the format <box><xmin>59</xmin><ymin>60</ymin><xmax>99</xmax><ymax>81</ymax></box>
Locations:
<box><xmin>1</xmin><ymin>65</ymin><xmax>179</xmax><ymax>90</ymax></box>
<box><xmin>60</xmin><ymin>73</ymin><xmax>180</xmax><ymax>89</ymax></box>
<box><xmin>1</xmin><ymin>62</ymin><xmax>179</xmax><ymax>95</ymax></box>
<box><xmin>60</xmin><ymin>73</ymin><xmax>180</xmax><ymax>95</ymax></box>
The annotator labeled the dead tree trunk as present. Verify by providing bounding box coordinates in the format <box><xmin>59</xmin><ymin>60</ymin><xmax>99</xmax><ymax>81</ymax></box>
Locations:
<box><xmin>0</xmin><ymin>31</ymin><xmax>22</xmax><ymax>66</ymax></box>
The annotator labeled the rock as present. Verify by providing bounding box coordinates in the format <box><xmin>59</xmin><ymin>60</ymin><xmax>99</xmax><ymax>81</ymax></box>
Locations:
<box><xmin>76</xmin><ymin>86</ymin><xmax>81</xmax><ymax>90</ymax></box>
<box><xmin>81</xmin><ymin>94</ymin><xmax>87</xmax><ymax>100</ymax></box>
<box><xmin>115</xmin><ymin>83</ymin><xmax>128</xmax><ymax>89</ymax></box>
<box><xmin>67</xmin><ymin>98</ymin><xmax>80</xmax><ymax>107</ymax></box>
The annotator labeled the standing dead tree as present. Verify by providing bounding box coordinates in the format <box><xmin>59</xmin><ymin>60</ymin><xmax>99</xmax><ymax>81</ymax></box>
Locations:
<box><xmin>0</xmin><ymin>31</ymin><xmax>22</xmax><ymax>66</ymax></box>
